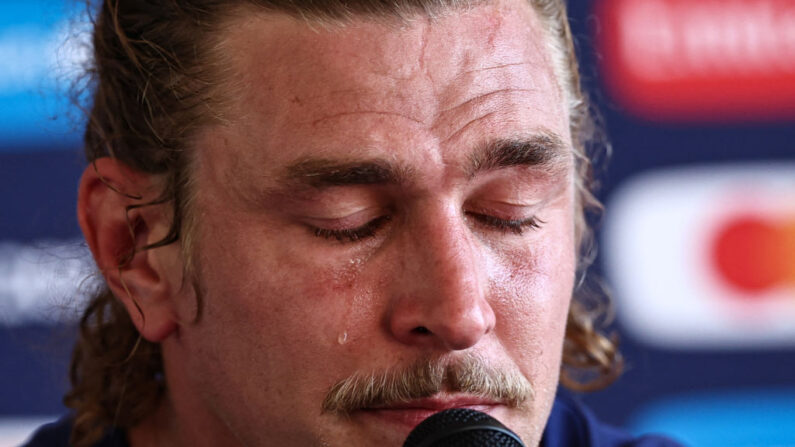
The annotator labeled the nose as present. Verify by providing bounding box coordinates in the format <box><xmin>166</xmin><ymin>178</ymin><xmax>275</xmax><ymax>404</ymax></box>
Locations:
<box><xmin>386</xmin><ymin>207</ymin><xmax>496</xmax><ymax>351</ymax></box>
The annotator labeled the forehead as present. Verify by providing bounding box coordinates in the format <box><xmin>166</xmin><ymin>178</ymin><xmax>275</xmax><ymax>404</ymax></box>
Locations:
<box><xmin>203</xmin><ymin>0</ymin><xmax>568</xmax><ymax>177</ymax></box>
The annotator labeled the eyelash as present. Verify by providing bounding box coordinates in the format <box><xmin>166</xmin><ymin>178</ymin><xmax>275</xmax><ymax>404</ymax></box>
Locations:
<box><xmin>312</xmin><ymin>213</ymin><xmax>543</xmax><ymax>242</ymax></box>
<box><xmin>313</xmin><ymin>215</ymin><xmax>392</xmax><ymax>242</ymax></box>
<box><xmin>466</xmin><ymin>212</ymin><xmax>544</xmax><ymax>235</ymax></box>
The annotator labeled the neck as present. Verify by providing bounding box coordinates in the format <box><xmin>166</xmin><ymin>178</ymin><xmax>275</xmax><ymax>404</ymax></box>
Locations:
<box><xmin>128</xmin><ymin>341</ymin><xmax>243</xmax><ymax>447</ymax></box>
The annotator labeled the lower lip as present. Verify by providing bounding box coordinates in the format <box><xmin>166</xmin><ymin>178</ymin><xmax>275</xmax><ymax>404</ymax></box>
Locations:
<box><xmin>357</xmin><ymin>404</ymin><xmax>499</xmax><ymax>430</ymax></box>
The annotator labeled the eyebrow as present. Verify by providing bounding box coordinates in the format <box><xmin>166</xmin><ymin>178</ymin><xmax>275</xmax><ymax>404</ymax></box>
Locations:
<box><xmin>467</xmin><ymin>132</ymin><xmax>570</xmax><ymax>177</ymax></box>
<box><xmin>283</xmin><ymin>159</ymin><xmax>406</xmax><ymax>189</ymax></box>
<box><xmin>280</xmin><ymin>132</ymin><xmax>569</xmax><ymax>190</ymax></box>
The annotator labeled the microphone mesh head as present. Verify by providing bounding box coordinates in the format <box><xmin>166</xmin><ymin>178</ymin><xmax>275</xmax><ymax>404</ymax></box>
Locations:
<box><xmin>402</xmin><ymin>408</ymin><xmax>525</xmax><ymax>447</ymax></box>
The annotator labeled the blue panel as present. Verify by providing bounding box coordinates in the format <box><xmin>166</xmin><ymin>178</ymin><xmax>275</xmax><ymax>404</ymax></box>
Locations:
<box><xmin>0</xmin><ymin>0</ymin><xmax>87</xmax><ymax>152</ymax></box>
<box><xmin>629</xmin><ymin>390</ymin><xmax>795</xmax><ymax>446</ymax></box>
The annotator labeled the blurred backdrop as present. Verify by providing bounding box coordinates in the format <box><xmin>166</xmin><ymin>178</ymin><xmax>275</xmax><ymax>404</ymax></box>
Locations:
<box><xmin>1</xmin><ymin>0</ymin><xmax>794</xmax><ymax>445</ymax></box>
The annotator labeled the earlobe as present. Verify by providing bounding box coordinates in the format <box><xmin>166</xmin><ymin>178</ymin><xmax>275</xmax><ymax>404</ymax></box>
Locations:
<box><xmin>78</xmin><ymin>158</ymin><xmax>179</xmax><ymax>342</ymax></box>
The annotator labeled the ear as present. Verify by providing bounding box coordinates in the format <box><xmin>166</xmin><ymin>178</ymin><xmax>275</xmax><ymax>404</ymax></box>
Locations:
<box><xmin>78</xmin><ymin>158</ymin><xmax>180</xmax><ymax>342</ymax></box>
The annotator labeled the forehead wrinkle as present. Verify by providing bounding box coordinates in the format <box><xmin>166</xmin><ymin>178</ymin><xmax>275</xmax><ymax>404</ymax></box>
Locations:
<box><xmin>291</xmin><ymin>87</ymin><xmax>372</xmax><ymax>106</ymax></box>
<box><xmin>290</xmin><ymin>77</ymin><xmax>436</xmax><ymax>127</ymax></box>
<box><xmin>452</xmin><ymin>61</ymin><xmax>536</xmax><ymax>82</ymax></box>
<box><xmin>436</xmin><ymin>87</ymin><xmax>538</xmax><ymax>118</ymax></box>
<box><xmin>310</xmin><ymin>110</ymin><xmax>426</xmax><ymax>127</ymax></box>
<box><xmin>439</xmin><ymin>110</ymin><xmax>499</xmax><ymax>146</ymax></box>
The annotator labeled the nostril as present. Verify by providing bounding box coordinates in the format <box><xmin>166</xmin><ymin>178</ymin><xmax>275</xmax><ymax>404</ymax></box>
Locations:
<box><xmin>412</xmin><ymin>326</ymin><xmax>431</xmax><ymax>335</ymax></box>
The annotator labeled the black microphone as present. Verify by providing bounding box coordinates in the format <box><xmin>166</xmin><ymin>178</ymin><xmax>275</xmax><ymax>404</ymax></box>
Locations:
<box><xmin>402</xmin><ymin>408</ymin><xmax>526</xmax><ymax>447</ymax></box>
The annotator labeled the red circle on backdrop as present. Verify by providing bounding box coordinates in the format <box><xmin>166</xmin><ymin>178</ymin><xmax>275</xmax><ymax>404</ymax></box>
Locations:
<box><xmin>712</xmin><ymin>216</ymin><xmax>784</xmax><ymax>294</ymax></box>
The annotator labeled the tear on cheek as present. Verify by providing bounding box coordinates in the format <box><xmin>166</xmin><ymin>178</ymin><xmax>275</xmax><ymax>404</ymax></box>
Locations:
<box><xmin>327</xmin><ymin>257</ymin><xmax>367</xmax><ymax>291</ymax></box>
<box><xmin>302</xmin><ymin>259</ymin><xmax>381</xmax><ymax>348</ymax></box>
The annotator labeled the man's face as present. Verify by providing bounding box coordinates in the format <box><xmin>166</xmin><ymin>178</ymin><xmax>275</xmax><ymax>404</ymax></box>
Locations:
<box><xmin>166</xmin><ymin>0</ymin><xmax>576</xmax><ymax>445</ymax></box>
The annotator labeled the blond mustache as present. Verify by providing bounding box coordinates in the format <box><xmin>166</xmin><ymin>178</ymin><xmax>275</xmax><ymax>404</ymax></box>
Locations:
<box><xmin>322</xmin><ymin>355</ymin><xmax>533</xmax><ymax>415</ymax></box>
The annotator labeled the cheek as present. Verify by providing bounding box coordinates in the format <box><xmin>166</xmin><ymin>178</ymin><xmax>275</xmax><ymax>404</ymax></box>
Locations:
<box><xmin>197</xmin><ymin>220</ymin><xmax>398</xmax><ymax>373</ymax></box>
<box><xmin>488</xmin><ymin>221</ymin><xmax>575</xmax><ymax>378</ymax></box>
<box><xmin>201</xmin><ymin>238</ymin><xmax>368</xmax><ymax>348</ymax></box>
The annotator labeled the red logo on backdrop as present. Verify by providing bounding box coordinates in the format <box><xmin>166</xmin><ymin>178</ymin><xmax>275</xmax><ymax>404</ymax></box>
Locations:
<box><xmin>597</xmin><ymin>0</ymin><xmax>795</xmax><ymax>121</ymax></box>
<box><xmin>712</xmin><ymin>215</ymin><xmax>795</xmax><ymax>293</ymax></box>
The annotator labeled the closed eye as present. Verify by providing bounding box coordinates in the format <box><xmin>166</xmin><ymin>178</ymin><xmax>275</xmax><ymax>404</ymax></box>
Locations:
<box><xmin>466</xmin><ymin>212</ymin><xmax>544</xmax><ymax>234</ymax></box>
<box><xmin>311</xmin><ymin>215</ymin><xmax>391</xmax><ymax>242</ymax></box>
